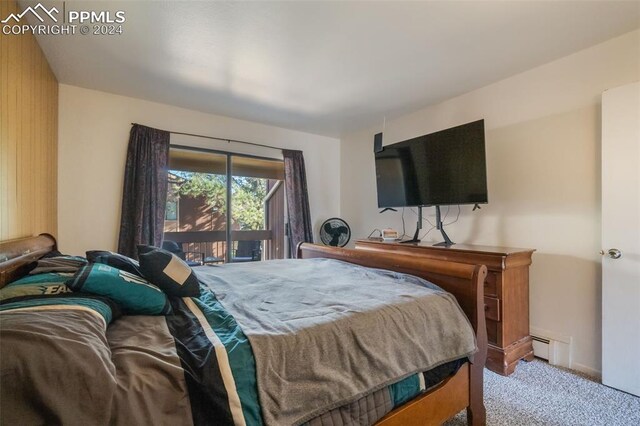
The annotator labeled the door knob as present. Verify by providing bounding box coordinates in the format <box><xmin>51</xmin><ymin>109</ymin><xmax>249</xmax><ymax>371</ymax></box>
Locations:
<box><xmin>600</xmin><ymin>248</ymin><xmax>622</xmax><ymax>259</ymax></box>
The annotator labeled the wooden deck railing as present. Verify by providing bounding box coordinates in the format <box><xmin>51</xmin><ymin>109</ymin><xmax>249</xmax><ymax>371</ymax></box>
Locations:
<box><xmin>163</xmin><ymin>230</ymin><xmax>273</xmax><ymax>263</ymax></box>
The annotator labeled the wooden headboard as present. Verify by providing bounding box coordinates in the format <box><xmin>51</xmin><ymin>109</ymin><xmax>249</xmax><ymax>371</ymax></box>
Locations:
<box><xmin>0</xmin><ymin>234</ymin><xmax>57</xmax><ymax>288</ymax></box>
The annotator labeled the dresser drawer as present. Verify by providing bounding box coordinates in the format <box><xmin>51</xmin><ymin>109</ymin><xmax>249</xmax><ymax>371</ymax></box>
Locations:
<box><xmin>486</xmin><ymin>319</ymin><xmax>499</xmax><ymax>345</ymax></box>
<box><xmin>484</xmin><ymin>296</ymin><xmax>501</xmax><ymax>322</ymax></box>
<box><xmin>484</xmin><ymin>272</ymin><xmax>498</xmax><ymax>297</ymax></box>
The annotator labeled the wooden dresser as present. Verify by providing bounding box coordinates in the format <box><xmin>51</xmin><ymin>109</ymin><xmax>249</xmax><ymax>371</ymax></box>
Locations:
<box><xmin>355</xmin><ymin>239</ymin><xmax>535</xmax><ymax>376</ymax></box>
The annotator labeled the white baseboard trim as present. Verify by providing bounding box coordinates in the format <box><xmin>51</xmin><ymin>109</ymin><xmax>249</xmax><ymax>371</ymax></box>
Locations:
<box><xmin>571</xmin><ymin>362</ymin><xmax>601</xmax><ymax>380</ymax></box>
<box><xmin>530</xmin><ymin>326</ymin><xmax>572</xmax><ymax>369</ymax></box>
<box><xmin>530</xmin><ymin>327</ymin><xmax>602</xmax><ymax>379</ymax></box>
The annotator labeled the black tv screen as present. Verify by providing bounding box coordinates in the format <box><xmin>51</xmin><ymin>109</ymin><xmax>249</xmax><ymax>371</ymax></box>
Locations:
<box><xmin>375</xmin><ymin>120</ymin><xmax>488</xmax><ymax>208</ymax></box>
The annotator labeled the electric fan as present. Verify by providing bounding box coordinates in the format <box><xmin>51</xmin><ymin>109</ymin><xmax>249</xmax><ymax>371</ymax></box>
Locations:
<box><xmin>319</xmin><ymin>218</ymin><xmax>351</xmax><ymax>247</ymax></box>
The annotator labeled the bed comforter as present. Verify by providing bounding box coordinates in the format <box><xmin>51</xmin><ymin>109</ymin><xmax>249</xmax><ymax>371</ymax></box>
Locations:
<box><xmin>0</xmin><ymin>258</ymin><xmax>476</xmax><ymax>426</ymax></box>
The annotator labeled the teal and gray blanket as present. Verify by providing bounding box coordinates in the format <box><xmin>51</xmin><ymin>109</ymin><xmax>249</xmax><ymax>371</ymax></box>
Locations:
<box><xmin>196</xmin><ymin>259</ymin><xmax>476</xmax><ymax>425</ymax></box>
<box><xmin>0</xmin><ymin>258</ymin><xmax>475</xmax><ymax>426</ymax></box>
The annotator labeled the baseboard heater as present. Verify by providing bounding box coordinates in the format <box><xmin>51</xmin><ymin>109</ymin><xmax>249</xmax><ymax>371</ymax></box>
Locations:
<box><xmin>531</xmin><ymin>335</ymin><xmax>551</xmax><ymax>360</ymax></box>
<box><xmin>530</xmin><ymin>329</ymin><xmax>571</xmax><ymax>368</ymax></box>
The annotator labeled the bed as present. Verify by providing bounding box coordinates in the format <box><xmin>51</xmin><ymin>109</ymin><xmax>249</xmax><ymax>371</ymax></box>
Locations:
<box><xmin>0</xmin><ymin>234</ymin><xmax>487</xmax><ymax>426</ymax></box>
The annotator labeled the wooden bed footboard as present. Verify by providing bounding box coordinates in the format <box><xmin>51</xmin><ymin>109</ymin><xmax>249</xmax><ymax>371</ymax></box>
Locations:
<box><xmin>297</xmin><ymin>243</ymin><xmax>487</xmax><ymax>426</ymax></box>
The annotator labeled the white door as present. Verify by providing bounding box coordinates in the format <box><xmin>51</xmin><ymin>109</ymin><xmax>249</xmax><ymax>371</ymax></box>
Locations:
<box><xmin>601</xmin><ymin>81</ymin><xmax>640</xmax><ymax>396</ymax></box>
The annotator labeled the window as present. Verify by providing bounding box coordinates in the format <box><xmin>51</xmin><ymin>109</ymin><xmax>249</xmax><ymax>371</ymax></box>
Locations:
<box><xmin>163</xmin><ymin>147</ymin><xmax>285</xmax><ymax>263</ymax></box>
<box><xmin>165</xmin><ymin>200</ymin><xmax>178</xmax><ymax>221</ymax></box>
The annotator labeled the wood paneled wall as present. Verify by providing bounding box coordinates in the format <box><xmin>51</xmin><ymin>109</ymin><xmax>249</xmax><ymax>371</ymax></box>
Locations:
<box><xmin>0</xmin><ymin>0</ymin><xmax>58</xmax><ymax>241</ymax></box>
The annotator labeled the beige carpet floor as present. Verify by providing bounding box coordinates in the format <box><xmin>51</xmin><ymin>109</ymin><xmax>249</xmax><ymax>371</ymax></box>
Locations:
<box><xmin>445</xmin><ymin>359</ymin><xmax>640</xmax><ymax>426</ymax></box>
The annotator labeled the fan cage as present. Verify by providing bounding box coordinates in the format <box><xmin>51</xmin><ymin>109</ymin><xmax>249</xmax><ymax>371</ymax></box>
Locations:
<box><xmin>319</xmin><ymin>218</ymin><xmax>351</xmax><ymax>248</ymax></box>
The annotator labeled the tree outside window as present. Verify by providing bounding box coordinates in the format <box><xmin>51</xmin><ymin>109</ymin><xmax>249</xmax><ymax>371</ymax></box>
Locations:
<box><xmin>169</xmin><ymin>171</ymin><xmax>267</xmax><ymax>230</ymax></box>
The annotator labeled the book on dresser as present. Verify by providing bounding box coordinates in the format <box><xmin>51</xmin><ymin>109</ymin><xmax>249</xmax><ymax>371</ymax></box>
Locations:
<box><xmin>355</xmin><ymin>238</ymin><xmax>535</xmax><ymax>376</ymax></box>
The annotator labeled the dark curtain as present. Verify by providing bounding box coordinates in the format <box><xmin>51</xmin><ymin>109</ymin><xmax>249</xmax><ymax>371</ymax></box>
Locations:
<box><xmin>283</xmin><ymin>149</ymin><xmax>313</xmax><ymax>258</ymax></box>
<box><xmin>117</xmin><ymin>124</ymin><xmax>170</xmax><ymax>258</ymax></box>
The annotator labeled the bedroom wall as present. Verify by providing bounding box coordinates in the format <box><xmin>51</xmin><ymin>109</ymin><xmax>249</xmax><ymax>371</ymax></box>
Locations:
<box><xmin>0</xmin><ymin>0</ymin><xmax>58</xmax><ymax>241</ymax></box>
<box><xmin>58</xmin><ymin>85</ymin><xmax>340</xmax><ymax>256</ymax></box>
<box><xmin>340</xmin><ymin>29</ymin><xmax>640</xmax><ymax>376</ymax></box>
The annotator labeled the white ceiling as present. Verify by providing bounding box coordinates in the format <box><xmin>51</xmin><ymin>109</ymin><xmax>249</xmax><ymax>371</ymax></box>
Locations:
<box><xmin>27</xmin><ymin>1</ymin><xmax>640</xmax><ymax>137</ymax></box>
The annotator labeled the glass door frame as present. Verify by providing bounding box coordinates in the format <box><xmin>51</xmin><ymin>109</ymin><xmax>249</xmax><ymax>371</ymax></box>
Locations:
<box><xmin>170</xmin><ymin>144</ymin><xmax>284</xmax><ymax>263</ymax></box>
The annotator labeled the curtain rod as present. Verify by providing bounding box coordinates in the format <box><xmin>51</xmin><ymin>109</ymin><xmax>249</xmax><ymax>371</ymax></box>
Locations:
<box><xmin>131</xmin><ymin>123</ymin><xmax>283</xmax><ymax>151</ymax></box>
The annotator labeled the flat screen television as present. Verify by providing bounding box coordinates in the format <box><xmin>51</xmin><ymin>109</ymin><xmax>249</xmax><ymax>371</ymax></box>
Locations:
<box><xmin>375</xmin><ymin>120</ymin><xmax>488</xmax><ymax>208</ymax></box>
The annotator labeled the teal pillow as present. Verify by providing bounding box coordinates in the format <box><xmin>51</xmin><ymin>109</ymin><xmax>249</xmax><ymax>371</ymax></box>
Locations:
<box><xmin>67</xmin><ymin>264</ymin><xmax>172</xmax><ymax>315</ymax></box>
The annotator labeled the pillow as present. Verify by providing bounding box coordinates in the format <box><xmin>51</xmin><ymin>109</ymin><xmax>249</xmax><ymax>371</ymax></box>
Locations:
<box><xmin>137</xmin><ymin>244</ymin><xmax>156</xmax><ymax>256</ymax></box>
<box><xmin>30</xmin><ymin>255</ymin><xmax>88</xmax><ymax>274</ymax></box>
<box><xmin>138</xmin><ymin>247</ymin><xmax>200</xmax><ymax>297</ymax></box>
<box><xmin>86</xmin><ymin>250</ymin><xmax>143</xmax><ymax>277</ymax></box>
<box><xmin>1</xmin><ymin>274</ymin><xmax>72</xmax><ymax>302</ymax></box>
<box><xmin>67</xmin><ymin>264</ymin><xmax>172</xmax><ymax>315</ymax></box>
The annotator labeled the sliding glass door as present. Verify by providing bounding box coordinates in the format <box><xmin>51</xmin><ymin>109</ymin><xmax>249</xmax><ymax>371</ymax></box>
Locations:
<box><xmin>229</xmin><ymin>156</ymin><xmax>285</xmax><ymax>262</ymax></box>
<box><xmin>163</xmin><ymin>147</ymin><xmax>285</xmax><ymax>264</ymax></box>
